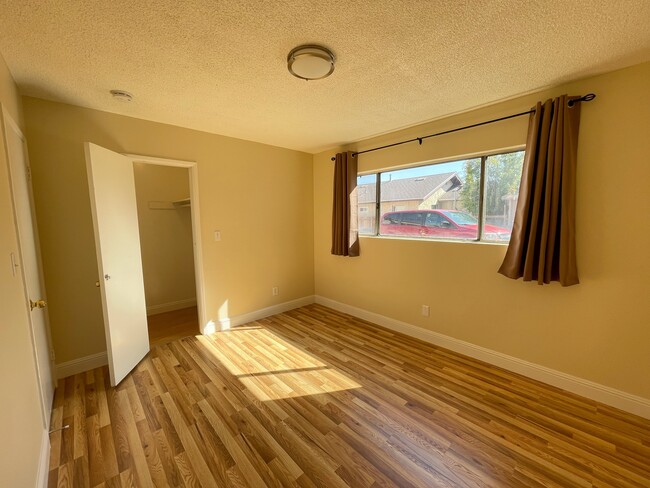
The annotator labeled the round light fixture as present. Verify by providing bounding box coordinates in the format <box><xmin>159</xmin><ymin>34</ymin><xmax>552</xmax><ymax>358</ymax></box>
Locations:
<box><xmin>110</xmin><ymin>89</ymin><xmax>133</xmax><ymax>102</ymax></box>
<box><xmin>287</xmin><ymin>45</ymin><xmax>335</xmax><ymax>81</ymax></box>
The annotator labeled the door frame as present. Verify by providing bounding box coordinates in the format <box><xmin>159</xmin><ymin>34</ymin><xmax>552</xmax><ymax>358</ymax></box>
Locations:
<box><xmin>125</xmin><ymin>153</ymin><xmax>207</xmax><ymax>333</ymax></box>
<box><xmin>1</xmin><ymin>104</ymin><xmax>56</xmax><ymax>428</ymax></box>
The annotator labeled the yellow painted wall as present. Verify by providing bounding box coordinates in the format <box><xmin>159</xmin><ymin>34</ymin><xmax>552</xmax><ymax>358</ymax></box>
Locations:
<box><xmin>0</xmin><ymin>52</ymin><xmax>45</xmax><ymax>487</ymax></box>
<box><xmin>133</xmin><ymin>163</ymin><xmax>196</xmax><ymax>313</ymax></box>
<box><xmin>313</xmin><ymin>62</ymin><xmax>650</xmax><ymax>399</ymax></box>
<box><xmin>23</xmin><ymin>98</ymin><xmax>314</xmax><ymax>364</ymax></box>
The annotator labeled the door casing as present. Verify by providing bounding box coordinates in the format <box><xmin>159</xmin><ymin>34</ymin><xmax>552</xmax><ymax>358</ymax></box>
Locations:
<box><xmin>125</xmin><ymin>152</ymin><xmax>207</xmax><ymax>333</ymax></box>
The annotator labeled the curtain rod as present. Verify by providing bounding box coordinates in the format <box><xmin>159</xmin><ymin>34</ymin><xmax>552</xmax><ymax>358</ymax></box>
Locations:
<box><xmin>330</xmin><ymin>93</ymin><xmax>596</xmax><ymax>161</ymax></box>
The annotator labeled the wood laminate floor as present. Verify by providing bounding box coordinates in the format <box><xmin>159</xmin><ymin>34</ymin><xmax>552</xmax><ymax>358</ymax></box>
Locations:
<box><xmin>147</xmin><ymin>307</ymin><xmax>199</xmax><ymax>346</ymax></box>
<box><xmin>49</xmin><ymin>304</ymin><xmax>650</xmax><ymax>487</ymax></box>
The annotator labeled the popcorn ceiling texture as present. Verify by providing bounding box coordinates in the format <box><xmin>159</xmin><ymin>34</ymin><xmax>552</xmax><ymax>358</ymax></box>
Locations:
<box><xmin>0</xmin><ymin>0</ymin><xmax>648</xmax><ymax>153</ymax></box>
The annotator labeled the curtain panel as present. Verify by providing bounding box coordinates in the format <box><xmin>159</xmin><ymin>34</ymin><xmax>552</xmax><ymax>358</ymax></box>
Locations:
<box><xmin>498</xmin><ymin>95</ymin><xmax>582</xmax><ymax>286</ymax></box>
<box><xmin>331</xmin><ymin>151</ymin><xmax>360</xmax><ymax>257</ymax></box>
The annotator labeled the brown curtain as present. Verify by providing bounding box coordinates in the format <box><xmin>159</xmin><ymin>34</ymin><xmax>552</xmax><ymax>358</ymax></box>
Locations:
<box><xmin>498</xmin><ymin>95</ymin><xmax>582</xmax><ymax>286</ymax></box>
<box><xmin>331</xmin><ymin>151</ymin><xmax>360</xmax><ymax>257</ymax></box>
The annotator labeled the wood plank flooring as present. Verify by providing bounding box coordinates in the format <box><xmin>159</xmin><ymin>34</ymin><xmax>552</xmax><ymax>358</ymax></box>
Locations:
<box><xmin>49</xmin><ymin>304</ymin><xmax>650</xmax><ymax>487</ymax></box>
<box><xmin>147</xmin><ymin>307</ymin><xmax>199</xmax><ymax>346</ymax></box>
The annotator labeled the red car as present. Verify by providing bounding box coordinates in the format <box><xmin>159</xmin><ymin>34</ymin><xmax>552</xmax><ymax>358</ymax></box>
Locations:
<box><xmin>380</xmin><ymin>209</ymin><xmax>511</xmax><ymax>241</ymax></box>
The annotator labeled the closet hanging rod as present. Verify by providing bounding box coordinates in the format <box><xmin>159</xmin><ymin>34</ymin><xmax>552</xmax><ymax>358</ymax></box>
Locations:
<box><xmin>330</xmin><ymin>93</ymin><xmax>596</xmax><ymax>161</ymax></box>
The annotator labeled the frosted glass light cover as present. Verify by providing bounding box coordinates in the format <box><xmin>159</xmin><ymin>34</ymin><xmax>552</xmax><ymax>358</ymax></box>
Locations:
<box><xmin>287</xmin><ymin>45</ymin><xmax>335</xmax><ymax>80</ymax></box>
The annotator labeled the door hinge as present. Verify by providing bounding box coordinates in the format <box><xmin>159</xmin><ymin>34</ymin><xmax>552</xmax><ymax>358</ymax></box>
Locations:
<box><xmin>25</xmin><ymin>165</ymin><xmax>32</xmax><ymax>181</ymax></box>
<box><xmin>49</xmin><ymin>349</ymin><xmax>56</xmax><ymax>361</ymax></box>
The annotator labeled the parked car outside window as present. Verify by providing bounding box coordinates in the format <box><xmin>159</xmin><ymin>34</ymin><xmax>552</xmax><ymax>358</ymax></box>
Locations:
<box><xmin>380</xmin><ymin>209</ymin><xmax>511</xmax><ymax>241</ymax></box>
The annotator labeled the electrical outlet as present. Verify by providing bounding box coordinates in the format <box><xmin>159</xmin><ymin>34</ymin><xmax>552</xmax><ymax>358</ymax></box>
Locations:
<box><xmin>421</xmin><ymin>305</ymin><xmax>430</xmax><ymax>317</ymax></box>
<box><xmin>214</xmin><ymin>230</ymin><xmax>221</xmax><ymax>241</ymax></box>
<box><xmin>272</xmin><ymin>286</ymin><xmax>279</xmax><ymax>296</ymax></box>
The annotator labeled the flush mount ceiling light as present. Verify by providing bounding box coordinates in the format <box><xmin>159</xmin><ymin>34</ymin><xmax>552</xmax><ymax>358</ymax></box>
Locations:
<box><xmin>287</xmin><ymin>45</ymin><xmax>335</xmax><ymax>81</ymax></box>
<box><xmin>109</xmin><ymin>89</ymin><xmax>133</xmax><ymax>102</ymax></box>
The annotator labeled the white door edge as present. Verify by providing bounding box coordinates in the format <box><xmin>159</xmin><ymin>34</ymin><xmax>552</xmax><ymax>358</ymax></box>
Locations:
<box><xmin>85</xmin><ymin>142</ymin><xmax>150</xmax><ymax>386</ymax></box>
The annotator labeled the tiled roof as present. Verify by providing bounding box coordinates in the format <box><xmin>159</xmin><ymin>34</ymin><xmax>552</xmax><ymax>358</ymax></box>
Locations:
<box><xmin>357</xmin><ymin>172</ymin><xmax>460</xmax><ymax>203</ymax></box>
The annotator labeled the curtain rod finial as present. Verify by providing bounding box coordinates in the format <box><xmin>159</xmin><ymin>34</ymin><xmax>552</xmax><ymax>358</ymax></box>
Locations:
<box><xmin>568</xmin><ymin>93</ymin><xmax>596</xmax><ymax>107</ymax></box>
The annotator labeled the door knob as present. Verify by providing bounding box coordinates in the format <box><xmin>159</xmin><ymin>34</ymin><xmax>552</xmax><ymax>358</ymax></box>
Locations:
<box><xmin>95</xmin><ymin>281</ymin><xmax>100</xmax><ymax>287</ymax></box>
<box><xmin>30</xmin><ymin>299</ymin><xmax>47</xmax><ymax>311</ymax></box>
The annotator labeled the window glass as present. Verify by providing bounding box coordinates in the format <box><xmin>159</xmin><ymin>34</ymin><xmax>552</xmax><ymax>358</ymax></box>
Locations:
<box><xmin>376</xmin><ymin>159</ymin><xmax>480</xmax><ymax>240</ymax></box>
<box><xmin>482</xmin><ymin>151</ymin><xmax>524</xmax><ymax>242</ymax></box>
<box><xmin>357</xmin><ymin>174</ymin><xmax>377</xmax><ymax>235</ymax></box>
<box><xmin>400</xmin><ymin>212</ymin><xmax>424</xmax><ymax>225</ymax></box>
<box><xmin>382</xmin><ymin>213</ymin><xmax>400</xmax><ymax>224</ymax></box>
<box><xmin>440</xmin><ymin>210</ymin><xmax>476</xmax><ymax>225</ymax></box>
<box><xmin>424</xmin><ymin>212</ymin><xmax>443</xmax><ymax>227</ymax></box>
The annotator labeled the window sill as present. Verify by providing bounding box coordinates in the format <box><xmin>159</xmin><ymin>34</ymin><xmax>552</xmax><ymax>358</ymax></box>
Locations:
<box><xmin>359</xmin><ymin>234</ymin><xmax>509</xmax><ymax>246</ymax></box>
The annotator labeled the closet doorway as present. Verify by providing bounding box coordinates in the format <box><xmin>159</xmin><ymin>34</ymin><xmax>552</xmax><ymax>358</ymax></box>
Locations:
<box><xmin>131</xmin><ymin>157</ymin><xmax>205</xmax><ymax>346</ymax></box>
<box><xmin>86</xmin><ymin>145</ymin><xmax>206</xmax><ymax>385</ymax></box>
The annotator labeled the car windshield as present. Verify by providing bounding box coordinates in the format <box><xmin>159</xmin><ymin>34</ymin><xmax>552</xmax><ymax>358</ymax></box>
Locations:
<box><xmin>441</xmin><ymin>211</ymin><xmax>477</xmax><ymax>225</ymax></box>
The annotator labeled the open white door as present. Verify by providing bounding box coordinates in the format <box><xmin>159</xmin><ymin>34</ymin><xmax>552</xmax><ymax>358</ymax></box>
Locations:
<box><xmin>85</xmin><ymin>143</ymin><xmax>149</xmax><ymax>386</ymax></box>
<box><xmin>3</xmin><ymin>108</ymin><xmax>55</xmax><ymax>427</ymax></box>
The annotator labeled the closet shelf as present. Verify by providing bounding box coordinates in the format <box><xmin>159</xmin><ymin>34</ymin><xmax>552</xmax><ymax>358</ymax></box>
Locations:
<box><xmin>148</xmin><ymin>197</ymin><xmax>191</xmax><ymax>210</ymax></box>
<box><xmin>173</xmin><ymin>198</ymin><xmax>191</xmax><ymax>208</ymax></box>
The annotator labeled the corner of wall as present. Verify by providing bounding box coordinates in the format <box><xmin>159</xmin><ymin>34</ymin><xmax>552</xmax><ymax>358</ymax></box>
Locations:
<box><xmin>0</xmin><ymin>51</ymin><xmax>24</xmax><ymax>129</ymax></box>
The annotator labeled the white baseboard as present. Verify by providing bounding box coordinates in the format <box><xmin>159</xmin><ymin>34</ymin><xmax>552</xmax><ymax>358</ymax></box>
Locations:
<box><xmin>315</xmin><ymin>295</ymin><xmax>650</xmax><ymax>420</ymax></box>
<box><xmin>147</xmin><ymin>297</ymin><xmax>197</xmax><ymax>315</ymax></box>
<box><xmin>36</xmin><ymin>429</ymin><xmax>50</xmax><ymax>488</ymax></box>
<box><xmin>56</xmin><ymin>351</ymin><xmax>108</xmax><ymax>379</ymax></box>
<box><xmin>216</xmin><ymin>295</ymin><xmax>316</xmax><ymax>331</ymax></box>
<box><xmin>55</xmin><ymin>297</ymin><xmax>315</xmax><ymax>377</ymax></box>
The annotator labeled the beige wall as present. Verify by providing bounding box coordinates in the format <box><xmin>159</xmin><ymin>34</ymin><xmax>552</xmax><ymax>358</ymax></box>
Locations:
<box><xmin>133</xmin><ymin>163</ymin><xmax>196</xmax><ymax>312</ymax></box>
<box><xmin>0</xmin><ymin>53</ymin><xmax>46</xmax><ymax>487</ymax></box>
<box><xmin>23</xmin><ymin>98</ymin><xmax>315</xmax><ymax>364</ymax></box>
<box><xmin>314</xmin><ymin>62</ymin><xmax>650</xmax><ymax>399</ymax></box>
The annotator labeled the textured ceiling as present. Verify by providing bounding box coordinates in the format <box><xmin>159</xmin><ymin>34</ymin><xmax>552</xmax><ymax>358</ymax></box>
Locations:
<box><xmin>1</xmin><ymin>1</ymin><xmax>649</xmax><ymax>153</ymax></box>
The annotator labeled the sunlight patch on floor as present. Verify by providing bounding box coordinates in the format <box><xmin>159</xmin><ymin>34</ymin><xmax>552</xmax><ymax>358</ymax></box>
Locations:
<box><xmin>195</xmin><ymin>326</ymin><xmax>360</xmax><ymax>401</ymax></box>
<box><xmin>238</xmin><ymin>367</ymin><xmax>361</xmax><ymax>401</ymax></box>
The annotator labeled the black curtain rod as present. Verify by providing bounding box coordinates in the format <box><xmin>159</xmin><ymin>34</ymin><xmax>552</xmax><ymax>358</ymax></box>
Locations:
<box><xmin>330</xmin><ymin>93</ymin><xmax>596</xmax><ymax>161</ymax></box>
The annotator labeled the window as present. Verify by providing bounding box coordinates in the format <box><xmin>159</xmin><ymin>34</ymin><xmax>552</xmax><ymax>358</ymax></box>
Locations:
<box><xmin>357</xmin><ymin>150</ymin><xmax>524</xmax><ymax>243</ymax></box>
<box><xmin>356</xmin><ymin>174</ymin><xmax>377</xmax><ymax>235</ymax></box>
